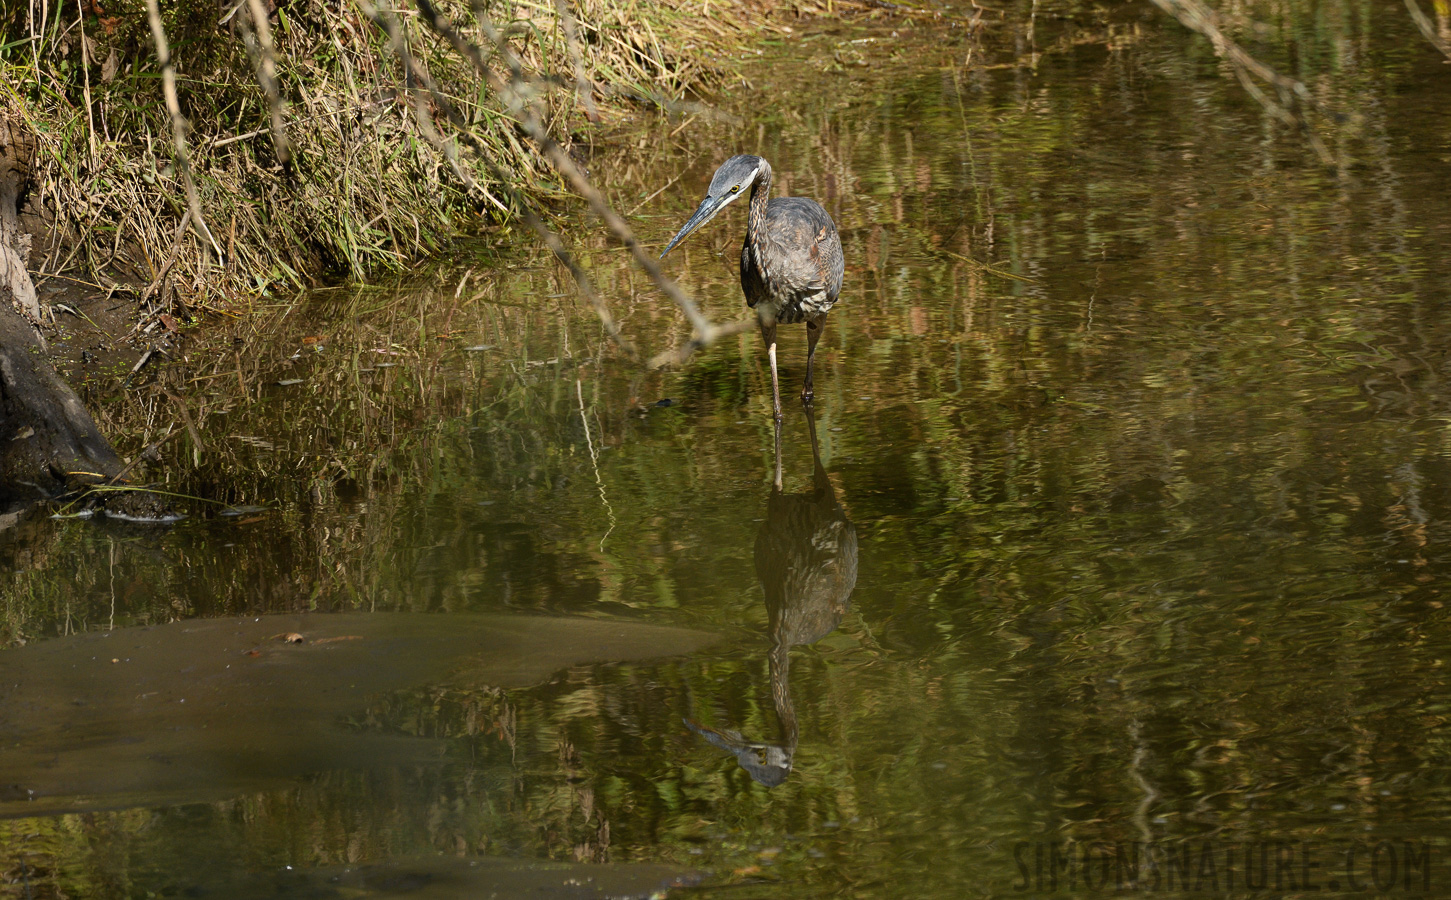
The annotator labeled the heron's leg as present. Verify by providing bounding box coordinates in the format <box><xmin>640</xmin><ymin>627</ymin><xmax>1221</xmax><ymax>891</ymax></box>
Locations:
<box><xmin>802</xmin><ymin>396</ymin><xmax>829</xmax><ymax>491</ymax></box>
<box><xmin>801</xmin><ymin>316</ymin><xmax>824</xmax><ymax>405</ymax></box>
<box><xmin>759</xmin><ymin>319</ymin><xmax>782</xmax><ymax>421</ymax></box>
<box><xmin>771</xmin><ymin>416</ymin><xmax>783</xmax><ymax>491</ymax></box>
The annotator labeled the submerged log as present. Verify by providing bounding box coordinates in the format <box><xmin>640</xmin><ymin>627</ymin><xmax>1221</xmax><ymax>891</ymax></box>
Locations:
<box><xmin>0</xmin><ymin>112</ymin><xmax>136</xmax><ymax>505</ymax></box>
<box><xmin>0</xmin><ymin>612</ymin><xmax>721</xmax><ymax>816</ymax></box>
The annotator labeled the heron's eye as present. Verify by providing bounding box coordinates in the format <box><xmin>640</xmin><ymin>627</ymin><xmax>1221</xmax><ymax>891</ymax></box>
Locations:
<box><xmin>731</xmin><ymin>186</ymin><xmax>739</xmax><ymax>193</ymax></box>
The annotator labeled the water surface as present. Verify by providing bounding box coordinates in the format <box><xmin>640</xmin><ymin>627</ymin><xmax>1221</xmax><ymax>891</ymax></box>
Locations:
<box><xmin>7</xmin><ymin>2</ymin><xmax>1451</xmax><ymax>896</ymax></box>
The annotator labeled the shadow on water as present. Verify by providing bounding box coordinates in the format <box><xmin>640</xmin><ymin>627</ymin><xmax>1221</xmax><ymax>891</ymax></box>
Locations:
<box><xmin>685</xmin><ymin>405</ymin><xmax>858</xmax><ymax>786</ymax></box>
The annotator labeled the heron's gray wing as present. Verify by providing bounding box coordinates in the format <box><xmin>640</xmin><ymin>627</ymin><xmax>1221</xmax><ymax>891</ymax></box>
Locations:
<box><xmin>761</xmin><ymin>198</ymin><xmax>843</xmax><ymax>302</ymax></box>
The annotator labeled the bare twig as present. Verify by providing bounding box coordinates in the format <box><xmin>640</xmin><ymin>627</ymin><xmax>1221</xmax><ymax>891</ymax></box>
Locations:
<box><xmin>357</xmin><ymin>0</ymin><xmax>634</xmax><ymax>354</ymax></box>
<box><xmin>1405</xmin><ymin>0</ymin><xmax>1451</xmax><ymax>63</ymax></box>
<box><xmin>144</xmin><ymin>0</ymin><xmax>226</xmax><ymax>265</ymax></box>
<box><xmin>627</xmin><ymin>170</ymin><xmax>681</xmax><ymax>216</ymax></box>
<box><xmin>517</xmin><ymin>203</ymin><xmax>637</xmax><ymax>354</ymax></box>
<box><xmin>555</xmin><ymin>0</ymin><xmax>600</xmax><ymax>123</ymax></box>
<box><xmin>477</xmin><ymin>3</ymin><xmax>718</xmax><ymax>334</ymax></box>
<box><xmin>1148</xmin><ymin>0</ymin><xmax>1335</xmax><ymax>167</ymax></box>
<box><xmin>211</xmin><ymin>127</ymin><xmax>272</xmax><ymax>149</ymax></box>
<box><xmin>104</xmin><ymin>426</ymin><xmax>181</xmax><ymax>486</ymax></box>
<box><xmin>354</xmin><ymin>1</ymin><xmax>508</xmax><ymax>211</ymax></box>
<box><xmin>415</xmin><ymin>0</ymin><xmax>744</xmax><ymax>365</ymax></box>
<box><xmin>646</xmin><ymin>316</ymin><xmax>755</xmax><ymax>368</ymax></box>
<box><xmin>238</xmin><ymin>0</ymin><xmax>293</xmax><ymax>170</ymax></box>
<box><xmin>165</xmin><ymin>389</ymin><xmax>205</xmax><ymax>464</ymax></box>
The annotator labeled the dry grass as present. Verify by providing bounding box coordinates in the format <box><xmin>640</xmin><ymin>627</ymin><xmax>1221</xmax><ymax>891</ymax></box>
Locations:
<box><xmin>1</xmin><ymin>0</ymin><xmax>763</xmax><ymax>323</ymax></box>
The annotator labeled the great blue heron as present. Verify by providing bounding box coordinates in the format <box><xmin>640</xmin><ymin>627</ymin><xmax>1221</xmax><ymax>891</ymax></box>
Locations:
<box><xmin>684</xmin><ymin>411</ymin><xmax>858</xmax><ymax>786</ymax></box>
<box><xmin>659</xmin><ymin>154</ymin><xmax>844</xmax><ymax>420</ymax></box>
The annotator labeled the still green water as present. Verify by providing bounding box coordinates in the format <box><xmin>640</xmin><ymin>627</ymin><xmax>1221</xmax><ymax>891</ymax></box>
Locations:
<box><xmin>7</xmin><ymin>1</ymin><xmax>1451</xmax><ymax>896</ymax></box>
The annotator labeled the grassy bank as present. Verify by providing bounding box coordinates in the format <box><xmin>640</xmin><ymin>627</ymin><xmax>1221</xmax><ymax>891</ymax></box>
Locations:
<box><xmin>1</xmin><ymin>0</ymin><xmax>761</xmax><ymax>321</ymax></box>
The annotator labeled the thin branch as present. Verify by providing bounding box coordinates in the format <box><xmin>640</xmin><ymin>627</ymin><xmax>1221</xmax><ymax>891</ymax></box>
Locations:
<box><xmin>354</xmin><ymin>2</ymin><xmax>509</xmax><ymax>212</ymax></box>
<box><xmin>1148</xmin><ymin>0</ymin><xmax>1334</xmax><ymax>167</ymax></box>
<box><xmin>144</xmin><ymin>0</ymin><xmax>225</xmax><ymax>266</ymax></box>
<box><xmin>138</xmin><ymin>208</ymin><xmax>190</xmax><ymax>311</ymax></box>
<box><xmin>1405</xmin><ymin>0</ymin><xmax>1451</xmax><ymax>63</ymax></box>
<box><xmin>415</xmin><ymin>0</ymin><xmax>738</xmax><ymax>365</ymax></box>
<box><xmin>555</xmin><ymin>0</ymin><xmax>599</xmax><ymax>124</ymax></box>
<box><xmin>517</xmin><ymin>203</ymin><xmax>636</xmax><ymax>354</ymax></box>
<box><xmin>237</xmin><ymin>0</ymin><xmax>293</xmax><ymax>170</ymax></box>
<box><xmin>357</xmin><ymin>0</ymin><xmax>633</xmax><ymax>355</ymax></box>
<box><xmin>479</xmin><ymin>3</ymin><xmax>717</xmax><ymax>336</ymax></box>
<box><xmin>104</xmin><ymin>426</ymin><xmax>180</xmax><ymax>486</ymax></box>
<box><xmin>646</xmin><ymin>316</ymin><xmax>756</xmax><ymax>368</ymax></box>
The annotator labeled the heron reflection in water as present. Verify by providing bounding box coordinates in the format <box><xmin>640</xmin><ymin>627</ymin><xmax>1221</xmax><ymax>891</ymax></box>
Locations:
<box><xmin>684</xmin><ymin>410</ymin><xmax>858</xmax><ymax>786</ymax></box>
<box><xmin>659</xmin><ymin>154</ymin><xmax>844</xmax><ymax>421</ymax></box>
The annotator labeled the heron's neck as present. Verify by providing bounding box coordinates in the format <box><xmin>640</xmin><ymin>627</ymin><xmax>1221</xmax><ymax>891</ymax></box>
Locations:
<box><xmin>747</xmin><ymin>162</ymin><xmax>773</xmax><ymax>244</ymax></box>
<box><xmin>768</xmin><ymin>638</ymin><xmax>798</xmax><ymax>749</ymax></box>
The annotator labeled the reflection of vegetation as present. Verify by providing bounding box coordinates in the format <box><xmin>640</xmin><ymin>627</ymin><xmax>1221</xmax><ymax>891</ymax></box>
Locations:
<box><xmin>7</xmin><ymin>2</ymin><xmax>1451</xmax><ymax>896</ymax></box>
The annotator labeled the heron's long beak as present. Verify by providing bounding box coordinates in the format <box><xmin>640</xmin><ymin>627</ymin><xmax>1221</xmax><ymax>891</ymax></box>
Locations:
<box><xmin>659</xmin><ymin>191</ymin><xmax>743</xmax><ymax>259</ymax></box>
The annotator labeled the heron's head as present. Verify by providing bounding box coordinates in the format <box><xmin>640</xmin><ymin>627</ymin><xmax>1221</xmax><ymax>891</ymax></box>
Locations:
<box><xmin>659</xmin><ymin>154</ymin><xmax>768</xmax><ymax>259</ymax></box>
<box><xmin>683</xmin><ymin>718</ymin><xmax>793</xmax><ymax>787</ymax></box>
